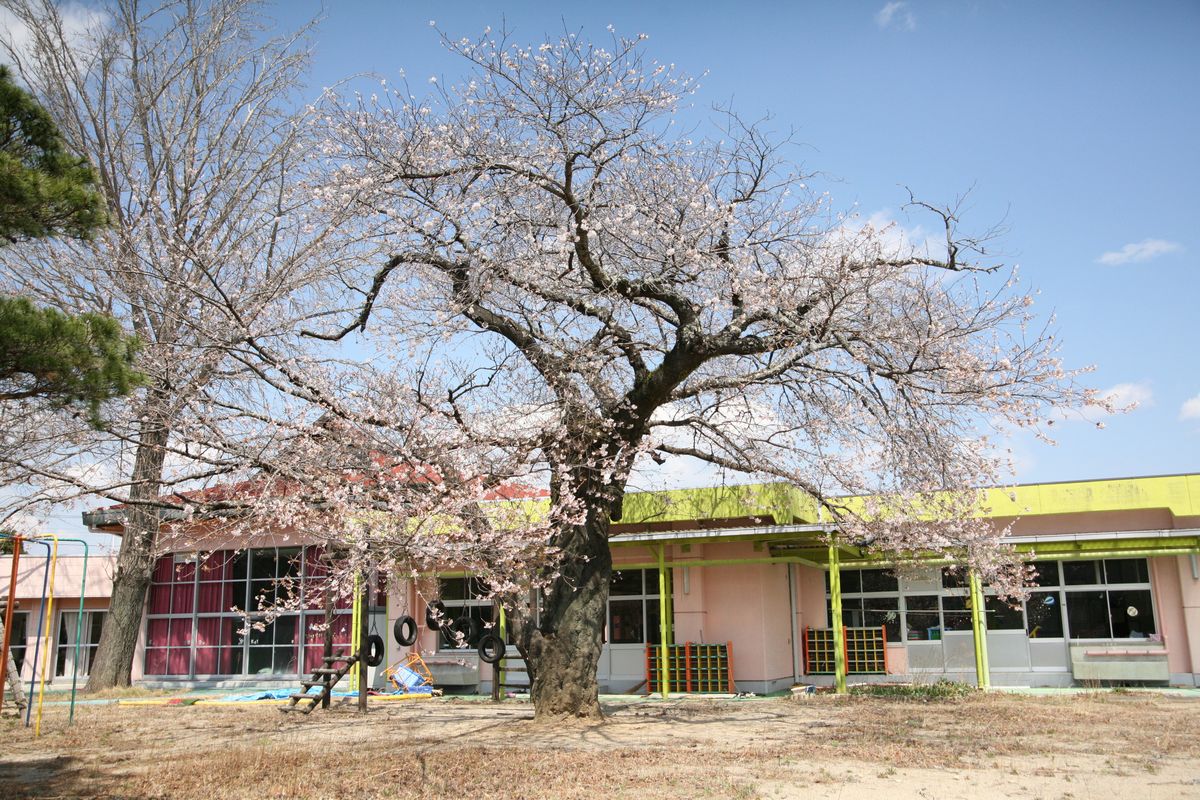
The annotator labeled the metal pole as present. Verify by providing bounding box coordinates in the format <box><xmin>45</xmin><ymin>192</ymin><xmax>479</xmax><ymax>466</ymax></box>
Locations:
<box><xmin>664</xmin><ymin>560</ymin><xmax>674</xmax><ymax>646</ymax></box>
<box><xmin>968</xmin><ymin>572</ymin><xmax>991</xmax><ymax>690</ymax></box>
<box><xmin>68</xmin><ymin>540</ymin><xmax>88</xmax><ymax>725</ymax></box>
<box><xmin>22</xmin><ymin>538</ymin><xmax>51</xmax><ymax>727</ymax></box>
<box><xmin>498</xmin><ymin>603</ymin><xmax>507</xmax><ymax>699</ymax></box>
<box><xmin>322</xmin><ymin>585</ymin><xmax>333</xmax><ymax>710</ymax></box>
<box><xmin>828</xmin><ymin>539</ymin><xmax>847</xmax><ymax>694</ymax></box>
<box><xmin>349</xmin><ymin>574</ymin><xmax>360</xmax><ymax>693</ymax></box>
<box><xmin>357</xmin><ymin>573</ymin><xmax>368</xmax><ymax>713</ymax></box>
<box><xmin>0</xmin><ymin>537</ymin><xmax>22</xmax><ymax>715</ymax></box>
<box><xmin>35</xmin><ymin>535</ymin><xmax>60</xmax><ymax>736</ymax></box>
<box><xmin>657</xmin><ymin>546</ymin><xmax>670</xmax><ymax>699</ymax></box>
<box><xmin>787</xmin><ymin>563</ymin><xmax>800</xmax><ymax>685</ymax></box>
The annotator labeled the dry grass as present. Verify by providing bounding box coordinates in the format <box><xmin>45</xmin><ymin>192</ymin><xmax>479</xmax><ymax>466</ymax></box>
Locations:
<box><xmin>2</xmin><ymin>692</ymin><xmax>1199</xmax><ymax>799</ymax></box>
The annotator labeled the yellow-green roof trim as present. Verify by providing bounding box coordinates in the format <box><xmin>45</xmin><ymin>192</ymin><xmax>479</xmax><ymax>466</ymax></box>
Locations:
<box><xmin>617</xmin><ymin>473</ymin><xmax>1200</xmax><ymax>527</ymax></box>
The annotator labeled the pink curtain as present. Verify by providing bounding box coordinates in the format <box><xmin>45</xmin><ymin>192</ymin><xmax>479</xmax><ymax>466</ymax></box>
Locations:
<box><xmin>167</xmin><ymin>648</ymin><xmax>189</xmax><ymax>675</ymax></box>
<box><xmin>302</xmin><ymin>613</ymin><xmax>351</xmax><ymax>672</ymax></box>
<box><xmin>170</xmin><ymin>561</ymin><xmax>195</xmax><ymax>613</ymax></box>
<box><xmin>197</xmin><ymin>582</ymin><xmax>233</xmax><ymax>613</ymax></box>
<box><xmin>168</xmin><ymin>618</ymin><xmax>192</xmax><ymax>647</ymax></box>
<box><xmin>172</xmin><ymin>561</ymin><xmax>196</xmax><ymax>583</ymax></box>
<box><xmin>148</xmin><ymin>557</ymin><xmax>173</xmax><ymax>614</ymax></box>
<box><xmin>194</xmin><ymin>618</ymin><xmax>219</xmax><ymax>673</ymax></box>
<box><xmin>145</xmin><ymin>648</ymin><xmax>167</xmax><ymax>675</ymax></box>
<box><xmin>147</xmin><ymin>584</ymin><xmax>171</xmax><ymax>614</ymax></box>
<box><xmin>146</xmin><ymin>618</ymin><xmax>169</xmax><ymax>647</ymax></box>
<box><xmin>199</xmin><ymin>551</ymin><xmax>232</xmax><ymax>582</ymax></box>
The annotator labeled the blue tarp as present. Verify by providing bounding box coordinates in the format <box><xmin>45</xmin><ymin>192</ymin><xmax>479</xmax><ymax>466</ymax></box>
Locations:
<box><xmin>389</xmin><ymin>664</ymin><xmax>430</xmax><ymax>693</ymax></box>
<box><xmin>219</xmin><ymin>687</ymin><xmax>358</xmax><ymax>702</ymax></box>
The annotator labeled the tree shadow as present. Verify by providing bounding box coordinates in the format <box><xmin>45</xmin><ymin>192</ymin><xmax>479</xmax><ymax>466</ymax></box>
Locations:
<box><xmin>0</xmin><ymin>754</ymin><xmax>121</xmax><ymax>799</ymax></box>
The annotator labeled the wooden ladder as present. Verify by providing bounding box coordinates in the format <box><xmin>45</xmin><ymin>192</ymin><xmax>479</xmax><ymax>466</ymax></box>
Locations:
<box><xmin>280</xmin><ymin>651</ymin><xmax>359</xmax><ymax>714</ymax></box>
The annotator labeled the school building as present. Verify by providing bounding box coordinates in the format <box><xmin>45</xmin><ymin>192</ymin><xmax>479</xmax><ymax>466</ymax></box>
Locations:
<box><xmin>2</xmin><ymin>472</ymin><xmax>1199</xmax><ymax>693</ymax></box>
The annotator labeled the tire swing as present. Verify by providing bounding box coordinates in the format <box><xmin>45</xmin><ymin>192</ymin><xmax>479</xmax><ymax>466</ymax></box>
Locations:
<box><xmin>477</xmin><ymin>633</ymin><xmax>504</xmax><ymax>664</ymax></box>
<box><xmin>425</xmin><ymin>599</ymin><xmax>447</xmax><ymax>631</ymax></box>
<box><xmin>393</xmin><ymin>615</ymin><xmax>417</xmax><ymax>647</ymax></box>
<box><xmin>364</xmin><ymin>633</ymin><xmax>386</xmax><ymax>667</ymax></box>
<box><xmin>449</xmin><ymin>615</ymin><xmax>478</xmax><ymax>647</ymax></box>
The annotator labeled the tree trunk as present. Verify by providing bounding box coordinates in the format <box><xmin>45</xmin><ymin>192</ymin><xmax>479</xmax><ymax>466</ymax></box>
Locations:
<box><xmin>525</xmin><ymin>490</ymin><xmax>615</xmax><ymax>720</ymax></box>
<box><xmin>85</xmin><ymin>417</ymin><xmax>170</xmax><ymax>691</ymax></box>
<box><xmin>0</xmin><ymin>617</ymin><xmax>27</xmax><ymax>714</ymax></box>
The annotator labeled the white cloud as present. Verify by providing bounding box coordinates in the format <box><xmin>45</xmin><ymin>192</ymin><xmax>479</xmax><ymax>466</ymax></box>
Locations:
<box><xmin>827</xmin><ymin>209</ymin><xmax>945</xmax><ymax>266</ymax></box>
<box><xmin>876</xmin><ymin>2</ymin><xmax>916</xmax><ymax>31</ymax></box>
<box><xmin>1096</xmin><ymin>238</ymin><xmax>1183</xmax><ymax>266</ymax></box>
<box><xmin>0</xmin><ymin>3</ymin><xmax>109</xmax><ymax>66</ymax></box>
<box><xmin>1049</xmin><ymin>381</ymin><xmax>1152</xmax><ymax>424</ymax></box>
<box><xmin>1180</xmin><ymin>393</ymin><xmax>1200</xmax><ymax>421</ymax></box>
<box><xmin>1095</xmin><ymin>382</ymin><xmax>1153</xmax><ymax>414</ymax></box>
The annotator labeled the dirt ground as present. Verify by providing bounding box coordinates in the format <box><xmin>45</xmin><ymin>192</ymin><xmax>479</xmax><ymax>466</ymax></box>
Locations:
<box><xmin>2</xmin><ymin>692</ymin><xmax>1199</xmax><ymax>799</ymax></box>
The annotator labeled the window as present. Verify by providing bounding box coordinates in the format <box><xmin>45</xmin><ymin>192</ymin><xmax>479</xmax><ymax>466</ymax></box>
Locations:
<box><xmin>984</xmin><ymin>596</ymin><xmax>1025</xmax><ymax>630</ymax></box>
<box><xmin>903</xmin><ymin>595</ymin><xmax>940</xmax><ymax>641</ymax></box>
<box><xmin>435</xmin><ymin>576</ymin><xmax>495</xmax><ymax>650</ymax></box>
<box><xmin>144</xmin><ymin>547</ymin><xmax>355</xmax><ymax>677</ymax></box>
<box><xmin>5</xmin><ymin>612</ymin><xmax>28</xmax><ymax>675</ymax></box>
<box><xmin>607</xmin><ymin>568</ymin><xmax>661</xmax><ymax>645</ymax></box>
<box><xmin>1063</xmin><ymin>560</ymin><xmax>1101</xmax><ymax>585</ymax></box>
<box><xmin>1028</xmin><ymin>562</ymin><xmax>1060</xmax><ymax>587</ymax></box>
<box><xmin>822</xmin><ymin>558</ymin><xmax>1157</xmax><ymax>646</ymax></box>
<box><xmin>941</xmin><ymin>567</ymin><xmax>968</xmax><ymax>590</ymax></box>
<box><xmin>56</xmin><ymin>610</ymin><xmax>106</xmax><ymax>677</ymax></box>
<box><xmin>837</xmin><ymin>596</ymin><xmax>901</xmax><ymax>641</ymax></box>
<box><xmin>1026</xmin><ymin>591</ymin><xmax>1064</xmax><ymax>638</ymax></box>
<box><xmin>1061</xmin><ymin>558</ymin><xmax>1156</xmax><ymax>640</ymax></box>
<box><xmin>940</xmin><ymin>595</ymin><xmax>973</xmax><ymax>632</ymax></box>
<box><xmin>1066</xmin><ymin>591</ymin><xmax>1111</xmax><ymax>638</ymax></box>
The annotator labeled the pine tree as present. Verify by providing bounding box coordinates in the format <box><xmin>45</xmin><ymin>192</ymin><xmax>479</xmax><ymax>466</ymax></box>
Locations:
<box><xmin>0</xmin><ymin>65</ymin><xmax>105</xmax><ymax>243</ymax></box>
<box><xmin>0</xmin><ymin>296</ymin><xmax>140</xmax><ymax>425</ymax></box>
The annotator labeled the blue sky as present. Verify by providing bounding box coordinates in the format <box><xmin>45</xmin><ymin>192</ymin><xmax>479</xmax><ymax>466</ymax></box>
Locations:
<box><xmin>287</xmin><ymin>0</ymin><xmax>1198</xmax><ymax>484</ymax></box>
<box><xmin>41</xmin><ymin>1</ymin><xmax>1200</xmax><ymax>546</ymax></box>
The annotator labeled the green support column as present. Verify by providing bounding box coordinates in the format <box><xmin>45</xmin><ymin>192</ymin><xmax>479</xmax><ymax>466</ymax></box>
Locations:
<box><xmin>968</xmin><ymin>571</ymin><xmax>991</xmax><ymax>690</ymax></box>
<box><xmin>828</xmin><ymin>540</ymin><xmax>848</xmax><ymax>694</ymax></box>
<box><xmin>657</xmin><ymin>546</ymin><xmax>671</xmax><ymax>698</ymax></box>
<box><xmin>498</xmin><ymin>605</ymin><xmax>507</xmax><ymax>700</ymax></box>
<box><xmin>664</xmin><ymin>562</ymin><xmax>675</xmax><ymax>645</ymax></box>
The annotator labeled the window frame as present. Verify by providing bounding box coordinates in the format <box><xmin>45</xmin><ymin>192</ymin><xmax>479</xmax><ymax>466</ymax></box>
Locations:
<box><xmin>143</xmin><ymin>547</ymin><xmax>355</xmax><ymax>679</ymax></box>
<box><xmin>55</xmin><ymin>609</ymin><xmax>107</xmax><ymax>678</ymax></box>
<box><xmin>606</xmin><ymin>567</ymin><xmax>662</xmax><ymax>646</ymax></box>
<box><xmin>825</xmin><ymin>558</ymin><xmax>1156</xmax><ymax>644</ymax></box>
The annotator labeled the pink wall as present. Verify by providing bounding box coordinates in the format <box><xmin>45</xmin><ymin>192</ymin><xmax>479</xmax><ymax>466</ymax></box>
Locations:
<box><xmin>1150</xmin><ymin>557</ymin><xmax>1190</xmax><ymax>674</ymax></box>
<box><xmin>690</xmin><ymin>543</ymin><xmax>794</xmax><ymax>685</ymax></box>
<box><xmin>1</xmin><ymin>555</ymin><xmax>116</xmax><ymax>600</ymax></box>
<box><xmin>1171</xmin><ymin>555</ymin><xmax>1200</xmax><ymax>677</ymax></box>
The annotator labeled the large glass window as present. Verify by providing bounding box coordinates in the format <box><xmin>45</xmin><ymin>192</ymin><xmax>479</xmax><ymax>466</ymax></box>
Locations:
<box><xmin>607</xmin><ymin>568</ymin><xmax>661</xmax><ymax>644</ymax></box>
<box><xmin>838</xmin><ymin>596</ymin><xmax>901</xmax><ymax>641</ymax></box>
<box><xmin>144</xmin><ymin>547</ymin><xmax>356</xmax><ymax>677</ymax></box>
<box><xmin>1062</xmin><ymin>558</ymin><xmax>1157</xmax><ymax>640</ymax></box>
<box><xmin>1026</xmin><ymin>591</ymin><xmax>1064</xmax><ymax>638</ymax></box>
<box><xmin>55</xmin><ymin>610</ymin><xmax>106</xmax><ymax>677</ymax></box>
<box><xmin>435</xmin><ymin>576</ymin><xmax>495</xmax><ymax>650</ymax></box>
<box><xmin>984</xmin><ymin>596</ymin><xmax>1025</xmax><ymax>630</ymax></box>
<box><xmin>826</xmin><ymin>558</ymin><xmax>1156</xmax><ymax>643</ymax></box>
<box><xmin>940</xmin><ymin>595</ymin><xmax>973</xmax><ymax>632</ymax></box>
<box><xmin>903</xmin><ymin>595</ymin><xmax>940</xmax><ymax>640</ymax></box>
<box><xmin>5</xmin><ymin>611</ymin><xmax>28</xmax><ymax>675</ymax></box>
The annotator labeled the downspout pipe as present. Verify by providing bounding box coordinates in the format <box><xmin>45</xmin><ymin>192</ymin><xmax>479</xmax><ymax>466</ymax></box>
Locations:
<box><xmin>787</xmin><ymin>563</ymin><xmax>799</xmax><ymax>685</ymax></box>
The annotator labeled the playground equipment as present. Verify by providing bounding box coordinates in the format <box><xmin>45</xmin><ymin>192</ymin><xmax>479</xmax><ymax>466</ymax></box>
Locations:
<box><xmin>280</xmin><ymin>649</ymin><xmax>362</xmax><ymax>714</ymax></box>
<box><xmin>0</xmin><ymin>533</ymin><xmax>91</xmax><ymax>735</ymax></box>
<box><xmin>384</xmin><ymin>651</ymin><xmax>434</xmax><ymax>693</ymax></box>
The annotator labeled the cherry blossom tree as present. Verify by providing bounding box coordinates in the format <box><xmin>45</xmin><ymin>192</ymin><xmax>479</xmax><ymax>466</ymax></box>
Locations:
<box><xmin>0</xmin><ymin>0</ymin><xmax>363</xmax><ymax>689</ymax></box>
<box><xmin>291</xmin><ymin>27</ymin><xmax>1096</xmax><ymax>719</ymax></box>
